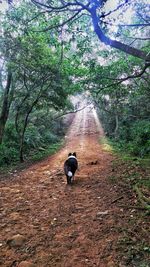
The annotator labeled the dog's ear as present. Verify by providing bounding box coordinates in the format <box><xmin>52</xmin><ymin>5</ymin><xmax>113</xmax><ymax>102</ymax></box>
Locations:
<box><xmin>68</xmin><ymin>153</ymin><xmax>72</xmax><ymax>157</ymax></box>
<box><xmin>73</xmin><ymin>152</ymin><xmax>76</xmax><ymax>157</ymax></box>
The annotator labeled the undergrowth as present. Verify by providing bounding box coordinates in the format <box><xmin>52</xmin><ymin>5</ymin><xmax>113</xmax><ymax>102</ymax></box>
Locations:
<box><xmin>0</xmin><ymin>141</ymin><xmax>64</xmax><ymax>174</ymax></box>
<box><xmin>101</xmin><ymin>137</ymin><xmax>150</xmax><ymax>266</ymax></box>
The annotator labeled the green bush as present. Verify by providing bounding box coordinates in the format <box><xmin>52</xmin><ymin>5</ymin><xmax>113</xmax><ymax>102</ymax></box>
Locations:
<box><xmin>3</xmin><ymin>122</ymin><xmax>19</xmax><ymax>146</ymax></box>
<box><xmin>24</xmin><ymin>126</ymin><xmax>43</xmax><ymax>149</ymax></box>
<box><xmin>0</xmin><ymin>120</ymin><xmax>64</xmax><ymax>167</ymax></box>
<box><xmin>24</xmin><ymin>126</ymin><xmax>59</xmax><ymax>149</ymax></box>
<box><xmin>128</xmin><ymin>120</ymin><xmax>150</xmax><ymax>157</ymax></box>
<box><xmin>0</xmin><ymin>143</ymin><xmax>19</xmax><ymax>165</ymax></box>
<box><xmin>113</xmin><ymin>120</ymin><xmax>150</xmax><ymax>157</ymax></box>
<box><xmin>31</xmin><ymin>142</ymin><xmax>63</xmax><ymax>162</ymax></box>
<box><xmin>0</xmin><ymin>123</ymin><xmax>20</xmax><ymax>165</ymax></box>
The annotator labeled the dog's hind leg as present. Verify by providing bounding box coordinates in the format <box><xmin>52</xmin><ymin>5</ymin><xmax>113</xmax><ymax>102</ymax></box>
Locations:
<box><xmin>67</xmin><ymin>176</ymin><xmax>71</xmax><ymax>185</ymax></box>
<box><xmin>71</xmin><ymin>176</ymin><xmax>74</xmax><ymax>183</ymax></box>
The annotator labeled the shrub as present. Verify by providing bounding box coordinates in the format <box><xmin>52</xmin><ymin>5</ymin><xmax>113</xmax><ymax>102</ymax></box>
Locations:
<box><xmin>113</xmin><ymin>120</ymin><xmax>150</xmax><ymax>157</ymax></box>
<box><xmin>128</xmin><ymin>120</ymin><xmax>150</xmax><ymax>157</ymax></box>
<box><xmin>0</xmin><ymin>143</ymin><xmax>19</xmax><ymax>165</ymax></box>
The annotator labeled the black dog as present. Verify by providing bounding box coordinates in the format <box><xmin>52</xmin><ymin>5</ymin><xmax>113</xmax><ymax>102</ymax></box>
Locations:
<box><xmin>64</xmin><ymin>152</ymin><xmax>78</xmax><ymax>185</ymax></box>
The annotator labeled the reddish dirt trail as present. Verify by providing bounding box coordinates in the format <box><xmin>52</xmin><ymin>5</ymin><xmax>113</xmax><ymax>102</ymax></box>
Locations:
<box><xmin>0</xmin><ymin>105</ymin><xmax>125</xmax><ymax>267</ymax></box>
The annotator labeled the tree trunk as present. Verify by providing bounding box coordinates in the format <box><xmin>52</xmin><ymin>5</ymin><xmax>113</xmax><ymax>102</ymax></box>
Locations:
<box><xmin>19</xmin><ymin>94</ymin><xmax>41</xmax><ymax>162</ymax></box>
<box><xmin>0</xmin><ymin>70</ymin><xmax>12</xmax><ymax>144</ymax></box>
<box><xmin>114</xmin><ymin>114</ymin><xmax>119</xmax><ymax>138</ymax></box>
<box><xmin>19</xmin><ymin>135</ymin><xmax>24</xmax><ymax>163</ymax></box>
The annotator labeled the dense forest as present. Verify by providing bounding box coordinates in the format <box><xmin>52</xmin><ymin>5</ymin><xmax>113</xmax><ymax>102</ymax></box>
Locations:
<box><xmin>0</xmin><ymin>0</ymin><xmax>149</xmax><ymax>166</ymax></box>
<box><xmin>0</xmin><ymin>1</ymin><xmax>150</xmax><ymax>266</ymax></box>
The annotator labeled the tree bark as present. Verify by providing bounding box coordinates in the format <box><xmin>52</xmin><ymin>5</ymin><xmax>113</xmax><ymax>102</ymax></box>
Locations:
<box><xmin>0</xmin><ymin>70</ymin><xmax>12</xmax><ymax>144</ymax></box>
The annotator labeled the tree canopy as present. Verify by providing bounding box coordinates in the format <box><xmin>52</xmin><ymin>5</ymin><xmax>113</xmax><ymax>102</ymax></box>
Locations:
<box><xmin>0</xmin><ymin>0</ymin><xmax>149</xmax><ymax>163</ymax></box>
<box><xmin>30</xmin><ymin>0</ymin><xmax>150</xmax><ymax>61</ymax></box>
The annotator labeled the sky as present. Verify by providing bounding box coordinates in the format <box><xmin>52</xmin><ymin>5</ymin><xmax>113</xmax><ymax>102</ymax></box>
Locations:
<box><xmin>0</xmin><ymin>0</ymin><xmax>8</xmax><ymax>12</ymax></box>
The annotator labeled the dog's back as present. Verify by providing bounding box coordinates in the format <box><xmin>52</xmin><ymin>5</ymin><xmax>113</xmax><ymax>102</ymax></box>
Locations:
<box><xmin>64</xmin><ymin>152</ymin><xmax>78</xmax><ymax>184</ymax></box>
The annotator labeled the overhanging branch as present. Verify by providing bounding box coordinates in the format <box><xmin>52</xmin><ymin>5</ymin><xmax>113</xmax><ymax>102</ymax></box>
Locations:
<box><xmin>90</xmin><ymin>8</ymin><xmax>150</xmax><ymax>61</ymax></box>
<box><xmin>30</xmin><ymin>0</ymin><xmax>150</xmax><ymax>61</ymax></box>
<box><xmin>53</xmin><ymin>102</ymin><xmax>92</xmax><ymax>120</ymax></box>
<box><xmin>31</xmin><ymin>10</ymin><xmax>82</xmax><ymax>32</ymax></box>
<box><xmin>31</xmin><ymin>0</ymin><xmax>82</xmax><ymax>11</ymax></box>
<box><xmin>96</xmin><ymin>64</ymin><xmax>150</xmax><ymax>94</ymax></box>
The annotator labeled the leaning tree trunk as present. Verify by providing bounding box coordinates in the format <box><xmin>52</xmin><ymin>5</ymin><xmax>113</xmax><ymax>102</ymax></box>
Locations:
<box><xmin>0</xmin><ymin>71</ymin><xmax>12</xmax><ymax>144</ymax></box>
<box><xmin>19</xmin><ymin>109</ymin><xmax>33</xmax><ymax>163</ymax></box>
<box><xmin>19</xmin><ymin>94</ymin><xmax>41</xmax><ymax>162</ymax></box>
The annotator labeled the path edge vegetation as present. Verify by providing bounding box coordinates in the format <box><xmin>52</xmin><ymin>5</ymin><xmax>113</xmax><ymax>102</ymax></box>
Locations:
<box><xmin>100</xmin><ymin>136</ymin><xmax>150</xmax><ymax>211</ymax></box>
<box><xmin>100</xmin><ymin>136</ymin><xmax>150</xmax><ymax>266</ymax></box>
<box><xmin>0</xmin><ymin>140</ymin><xmax>64</xmax><ymax>176</ymax></box>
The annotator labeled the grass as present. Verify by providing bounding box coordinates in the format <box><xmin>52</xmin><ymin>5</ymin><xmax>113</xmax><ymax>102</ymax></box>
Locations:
<box><xmin>99</xmin><ymin>136</ymin><xmax>113</xmax><ymax>152</ymax></box>
<box><xmin>101</xmin><ymin>137</ymin><xmax>150</xmax><ymax>169</ymax></box>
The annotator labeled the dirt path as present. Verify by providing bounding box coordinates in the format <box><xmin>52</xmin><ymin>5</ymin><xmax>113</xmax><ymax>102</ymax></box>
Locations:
<box><xmin>1</xmin><ymin>104</ymin><xmax>128</xmax><ymax>267</ymax></box>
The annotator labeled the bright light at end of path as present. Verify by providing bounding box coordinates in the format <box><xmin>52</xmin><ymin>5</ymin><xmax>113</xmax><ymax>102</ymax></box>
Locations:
<box><xmin>92</xmin><ymin>108</ymin><xmax>104</xmax><ymax>136</ymax></box>
<box><xmin>92</xmin><ymin>108</ymin><xmax>113</xmax><ymax>152</ymax></box>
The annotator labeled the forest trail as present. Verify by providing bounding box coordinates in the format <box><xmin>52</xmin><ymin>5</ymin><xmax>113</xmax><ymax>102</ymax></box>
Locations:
<box><xmin>0</xmin><ymin>101</ymin><xmax>131</xmax><ymax>267</ymax></box>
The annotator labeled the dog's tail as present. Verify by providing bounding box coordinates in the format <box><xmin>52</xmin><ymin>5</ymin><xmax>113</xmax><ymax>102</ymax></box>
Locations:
<box><xmin>68</xmin><ymin>171</ymin><xmax>73</xmax><ymax>177</ymax></box>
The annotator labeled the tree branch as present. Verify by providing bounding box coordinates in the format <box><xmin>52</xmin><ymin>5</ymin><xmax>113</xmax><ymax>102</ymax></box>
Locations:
<box><xmin>53</xmin><ymin>102</ymin><xmax>92</xmax><ymax>120</ymax></box>
<box><xmin>102</xmin><ymin>0</ymin><xmax>130</xmax><ymax>18</ymax></box>
<box><xmin>31</xmin><ymin>0</ymin><xmax>82</xmax><ymax>11</ymax></box>
<box><xmin>31</xmin><ymin>0</ymin><xmax>150</xmax><ymax>61</ymax></box>
<box><xmin>32</xmin><ymin>10</ymin><xmax>82</xmax><ymax>32</ymax></box>
<box><xmin>96</xmin><ymin>64</ymin><xmax>150</xmax><ymax>94</ymax></box>
<box><xmin>123</xmin><ymin>35</ymin><xmax>150</xmax><ymax>41</ymax></box>
<box><xmin>101</xmin><ymin>21</ymin><xmax>150</xmax><ymax>28</ymax></box>
<box><xmin>90</xmin><ymin>8</ymin><xmax>150</xmax><ymax>61</ymax></box>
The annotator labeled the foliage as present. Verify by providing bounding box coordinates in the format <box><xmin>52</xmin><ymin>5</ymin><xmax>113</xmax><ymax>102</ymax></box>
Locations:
<box><xmin>0</xmin><ymin>1</ymin><xmax>85</xmax><ymax>164</ymax></box>
<box><xmin>123</xmin><ymin>120</ymin><xmax>150</xmax><ymax>157</ymax></box>
<box><xmin>29</xmin><ymin>0</ymin><xmax>150</xmax><ymax>61</ymax></box>
<box><xmin>0</xmin><ymin>122</ymin><xmax>20</xmax><ymax>165</ymax></box>
<box><xmin>0</xmin><ymin>115</ymin><xmax>65</xmax><ymax>166</ymax></box>
<box><xmin>90</xmin><ymin>55</ymin><xmax>150</xmax><ymax>157</ymax></box>
<box><xmin>108</xmin><ymin>149</ymin><xmax>150</xmax><ymax>266</ymax></box>
<box><xmin>30</xmin><ymin>142</ymin><xmax>63</xmax><ymax>162</ymax></box>
<box><xmin>0</xmin><ymin>0</ymin><xmax>150</xmax><ymax>165</ymax></box>
<box><xmin>0</xmin><ymin>143</ymin><xmax>19</xmax><ymax>165</ymax></box>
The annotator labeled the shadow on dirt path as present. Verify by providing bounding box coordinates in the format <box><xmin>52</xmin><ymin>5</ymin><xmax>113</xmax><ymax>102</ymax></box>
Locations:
<box><xmin>0</xmin><ymin>103</ymin><xmax>131</xmax><ymax>266</ymax></box>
